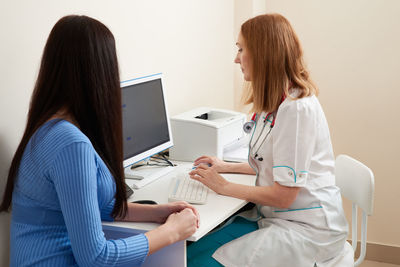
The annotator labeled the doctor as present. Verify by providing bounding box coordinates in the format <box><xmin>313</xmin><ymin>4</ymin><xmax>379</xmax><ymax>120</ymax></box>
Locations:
<box><xmin>188</xmin><ymin>13</ymin><xmax>348</xmax><ymax>267</ymax></box>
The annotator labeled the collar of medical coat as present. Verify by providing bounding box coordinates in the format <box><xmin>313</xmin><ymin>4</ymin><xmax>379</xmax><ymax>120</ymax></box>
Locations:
<box><xmin>251</xmin><ymin>93</ymin><xmax>288</xmax><ymax>125</ymax></box>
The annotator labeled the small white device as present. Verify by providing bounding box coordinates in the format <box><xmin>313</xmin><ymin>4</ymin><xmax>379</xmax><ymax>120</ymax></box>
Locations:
<box><xmin>168</xmin><ymin>172</ymin><xmax>209</xmax><ymax>204</ymax></box>
<box><xmin>169</xmin><ymin>107</ymin><xmax>247</xmax><ymax>162</ymax></box>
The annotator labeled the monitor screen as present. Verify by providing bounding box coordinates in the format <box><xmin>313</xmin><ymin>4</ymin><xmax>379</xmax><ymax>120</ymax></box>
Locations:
<box><xmin>121</xmin><ymin>73</ymin><xmax>173</xmax><ymax>168</ymax></box>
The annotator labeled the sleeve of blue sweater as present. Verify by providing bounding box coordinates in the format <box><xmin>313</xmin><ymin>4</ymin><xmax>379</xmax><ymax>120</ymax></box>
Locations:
<box><xmin>49</xmin><ymin>141</ymin><xmax>149</xmax><ymax>267</ymax></box>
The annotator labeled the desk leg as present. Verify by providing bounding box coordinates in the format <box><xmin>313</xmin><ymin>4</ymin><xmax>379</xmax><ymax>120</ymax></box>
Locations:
<box><xmin>103</xmin><ymin>226</ymin><xmax>186</xmax><ymax>267</ymax></box>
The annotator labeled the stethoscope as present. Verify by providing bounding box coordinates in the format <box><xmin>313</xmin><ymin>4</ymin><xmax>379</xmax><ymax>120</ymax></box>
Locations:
<box><xmin>243</xmin><ymin>95</ymin><xmax>286</xmax><ymax>161</ymax></box>
<box><xmin>243</xmin><ymin>113</ymin><xmax>257</xmax><ymax>134</ymax></box>
<box><xmin>243</xmin><ymin>112</ymin><xmax>276</xmax><ymax>161</ymax></box>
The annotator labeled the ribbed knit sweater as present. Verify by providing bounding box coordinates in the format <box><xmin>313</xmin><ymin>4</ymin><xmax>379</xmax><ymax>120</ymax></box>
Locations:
<box><xmin>10</xmin><ymin>119</ymin><xmax>149</xmax><ymax>266</ymax></box>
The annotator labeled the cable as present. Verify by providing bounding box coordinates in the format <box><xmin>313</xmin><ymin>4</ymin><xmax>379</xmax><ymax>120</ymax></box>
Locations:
<box><xmin>130</xmin><ymin>152</ymin><xmax>176</xmax><ymax>170</ymax></box>
<box><xmin>130</xmin><ymin>162</ymin><xmax>171</xmax><ymax>170</ymax></box>
<box><xmin>151</xmin><ymin>152</ymin><xmax>175</xmax><ymax>167</ymax></box>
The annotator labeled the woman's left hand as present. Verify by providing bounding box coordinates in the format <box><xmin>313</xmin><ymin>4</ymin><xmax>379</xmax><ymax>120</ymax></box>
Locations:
<box><xmin>189</xmin><ymin>164</ymin><xmax>229</xmax><ymax>195</ymax></box>
<box><xmin>154</xmin><ymin>202</ymin><xmax>200</xmax><ymax>227</ymax></box>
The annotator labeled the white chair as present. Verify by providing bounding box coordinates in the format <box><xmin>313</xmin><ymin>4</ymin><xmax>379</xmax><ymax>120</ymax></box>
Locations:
<box><xmin>328</xmin><ymin>154</ymin><xmax>375</xmax><ymax>267</ymax></box>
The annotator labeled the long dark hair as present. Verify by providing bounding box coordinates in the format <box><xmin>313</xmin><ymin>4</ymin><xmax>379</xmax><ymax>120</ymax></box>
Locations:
<box><xmin>0</xmin><ymin>15</ymin><xmax>127</xmax><ymax>218</ymax></box>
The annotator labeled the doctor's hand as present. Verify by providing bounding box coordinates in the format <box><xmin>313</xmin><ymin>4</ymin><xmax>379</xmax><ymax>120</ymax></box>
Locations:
<box><xmin>189</xmin><ymin>164</ymin><xmax>229</xmax><ymax>195</ymax></box>
<box><xmin>194</xmin><ymin>155</ymin><xmax>230</xmax><ymax>173</ymax></box>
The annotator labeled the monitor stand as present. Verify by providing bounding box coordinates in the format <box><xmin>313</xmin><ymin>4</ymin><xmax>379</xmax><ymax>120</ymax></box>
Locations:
<box><xmin>124</xmin><ymin>165</ymin><xmax>175</xmax><ymax>189</ymax></box>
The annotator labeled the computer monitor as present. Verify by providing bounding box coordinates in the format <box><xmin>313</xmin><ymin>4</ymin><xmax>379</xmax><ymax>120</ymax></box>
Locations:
<box><xmin>121</xmin><ymin>73</ymin><xmax>173</xmax><ymax>169</ymax></box>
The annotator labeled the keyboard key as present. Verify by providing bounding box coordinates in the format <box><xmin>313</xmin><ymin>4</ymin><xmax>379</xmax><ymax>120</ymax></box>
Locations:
<box><xmin>168</xmin><ymin>173</ymin><xmax>208</xmax><ymax>204</ymax></box>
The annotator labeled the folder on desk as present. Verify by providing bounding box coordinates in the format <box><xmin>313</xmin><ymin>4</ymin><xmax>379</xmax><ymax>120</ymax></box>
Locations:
<box><xmin>223</xmin><ymin>135</ymin><xmax>249</xmax><ymax>163</ymax></box>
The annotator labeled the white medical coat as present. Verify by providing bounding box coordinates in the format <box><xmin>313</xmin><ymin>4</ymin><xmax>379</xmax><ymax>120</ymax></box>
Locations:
<box><xmin>213</xmin><ymin>91</ymin><xmax>349</xmax><ymax>267</ymax></box>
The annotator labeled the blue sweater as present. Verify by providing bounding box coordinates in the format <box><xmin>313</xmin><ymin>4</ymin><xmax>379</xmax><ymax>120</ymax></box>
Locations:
<box><xmin>10</xmin><ymin>119</ymin><xmax>149</xmax><ymax>266</ymax></box>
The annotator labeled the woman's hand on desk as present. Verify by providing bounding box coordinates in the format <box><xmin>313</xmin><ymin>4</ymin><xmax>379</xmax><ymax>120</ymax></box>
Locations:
<box><xmin>194</xmin><ymin>155</ymin><xmax>255</xmax><ymax>175</ymax></box>
<box><xmin>189</xmin><ymin>164</ymin><xmax>229</xmax><ymax>195</ymax></box>
<box><xmin>119</xmin><ymin>201</ymin><xmax>199</xmax><ymax>225</ymax></box>
<box><xmin>145</xmin><ymin>207</ymin><xmax>198</xmax><ymax>254</ymax></box>
<box><xmin>164</xmin><ymin>208</ymin><xmax>198</xmax><ymax>240</ymax></box>
<box><xmin>194</xmin><ymin>156</ymin><xmax>229</xmax><ymax>173</ymax></box>
<box><xmin>153</xmin><ymin>201</ymin><xmax>200</xmax><ymax>227</ymax></box>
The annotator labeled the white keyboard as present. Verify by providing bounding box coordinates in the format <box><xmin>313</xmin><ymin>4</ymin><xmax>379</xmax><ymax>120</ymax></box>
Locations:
<box><xmin>168</xmin><ymin>173</ymin><xmax>209</xmax><ymax>204</ymax></box>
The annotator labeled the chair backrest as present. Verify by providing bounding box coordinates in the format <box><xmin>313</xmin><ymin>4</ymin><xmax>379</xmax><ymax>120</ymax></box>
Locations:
<box><xmin>335</xmin><ymin>155</ymin><xmax>374</xmax><ymax>215</ymax></box>
<box><xmin>335</xmin><ymin>154</ymin><xmax>375</xmax><ymax>266</ymax></box>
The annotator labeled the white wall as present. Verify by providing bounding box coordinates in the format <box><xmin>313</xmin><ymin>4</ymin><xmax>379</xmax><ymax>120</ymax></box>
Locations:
<box><xmin>0</xmin><ymin>1</ymin><xmax>236</xmax><ymax>265</ymax></box>
<box><xmin>233</xmin><ymin>0</ymin><xmax>267</xmax><ymax>114</ymax></box>
<box><xmin>260</xmin><ymin>0</ymin><xmax>400</xmax><ymax>247</ymax></box>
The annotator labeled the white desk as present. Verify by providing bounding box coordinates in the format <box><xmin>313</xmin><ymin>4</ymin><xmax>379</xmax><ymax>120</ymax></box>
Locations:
<box><xmin>102</xmin><ymin>161</ymin><xmax>256</xmax><ymax>267</ymax></box>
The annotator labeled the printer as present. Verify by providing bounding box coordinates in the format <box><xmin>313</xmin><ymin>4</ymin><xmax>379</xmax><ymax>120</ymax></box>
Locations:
<box><xmin>169</xmin><ymin>107</ymin><xmax>247</xmax><ymax>162</ymax></box>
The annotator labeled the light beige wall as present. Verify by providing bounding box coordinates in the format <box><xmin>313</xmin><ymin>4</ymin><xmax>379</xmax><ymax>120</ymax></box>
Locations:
<box><xmin>0</xmin><ymin>1</ymin><xmax>235</xmax><ymax>265</ymax></box>
<box><xmin>233</xmin><ymin>0</ymin><xmax>267</xmax><ymax>115</ymax></box>
<box><xmin>247</xmin><ymin>0</ymin><xmax>400</xmax><ymax>246</ymax></box>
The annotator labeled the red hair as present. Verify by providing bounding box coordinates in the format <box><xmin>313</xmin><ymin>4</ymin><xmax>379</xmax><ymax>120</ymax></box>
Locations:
<box><xmin>241</xmin><ymin>13</ymin><xmax>318</xmax><ymax>113</ymax></box>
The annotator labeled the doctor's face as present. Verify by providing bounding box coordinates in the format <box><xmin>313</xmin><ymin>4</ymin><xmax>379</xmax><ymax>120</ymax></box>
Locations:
<box><xmin>234</xmin><ymin>32</ymin><xmax>252</xmax><ymax>81</ymax></box>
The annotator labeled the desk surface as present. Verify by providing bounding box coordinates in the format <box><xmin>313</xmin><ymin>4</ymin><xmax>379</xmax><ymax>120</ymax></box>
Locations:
<box><xmin>103</xmin><ymin>161</ymin><xmax>256</xmax><ymax>241</ymax></box>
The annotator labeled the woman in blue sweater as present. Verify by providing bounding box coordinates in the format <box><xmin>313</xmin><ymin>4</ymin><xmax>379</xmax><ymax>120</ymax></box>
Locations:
<box><xmin>0</xmin><ymin>15</ymin><xmax>199</xmax><ymax>267</ymax></box>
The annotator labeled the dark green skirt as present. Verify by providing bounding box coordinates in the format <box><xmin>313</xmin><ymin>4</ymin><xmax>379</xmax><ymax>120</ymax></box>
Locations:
<box><xmin>187</xmin><ymin>217</ymin><xmax>258</xmax><ymax>267</ymax></box>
